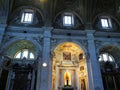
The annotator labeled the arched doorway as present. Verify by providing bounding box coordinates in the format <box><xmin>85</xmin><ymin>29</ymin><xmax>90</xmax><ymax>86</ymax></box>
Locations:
<box><xmin>98</xmin><ymin>45</ymin><xmax>120</xmax><ymax>90</ymax></box>
<box><xmin>64</xmin><ymin>71</ymin><xmax>71</xmax><ymax>86</ymax></box>
<box><xmin>0</xmin><ymin>40</ymin><xmax>38</xmax><ymax>90</ymax></box>
<box><xmin>52</xmin><ymin>42</ymin><xmax>88</xmax><ymax>90</ymax></box>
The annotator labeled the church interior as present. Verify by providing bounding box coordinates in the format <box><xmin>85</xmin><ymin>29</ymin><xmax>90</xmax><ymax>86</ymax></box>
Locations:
<box><xmin>0</xmin><ymin>0</ymin><xmax>120</xmax><ymax>90</ymax></box>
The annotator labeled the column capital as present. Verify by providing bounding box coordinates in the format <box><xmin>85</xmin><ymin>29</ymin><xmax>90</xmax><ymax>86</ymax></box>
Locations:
<box><xmin>86</xmin><ymin>30</ymin><xmax>95</xmax><ymax>40</ymax></box>
<box><xmin>43</xmin><ymin>27</ymin><xmax>53</xmax><ymax>31</ymax></box>
<box><xmin>43</xmin><ymin>27</ymin><xmax>53</xmax><ymax>38</ymax></box>
<box><xmin>85</xmin><ymin>30</ymin><xmax>96</xmax><ymax>34</ymax></box>
<box><xmin>0</xmin><ymin>24</ymin><xmax>7</xmax><ymax>27</ymax></box>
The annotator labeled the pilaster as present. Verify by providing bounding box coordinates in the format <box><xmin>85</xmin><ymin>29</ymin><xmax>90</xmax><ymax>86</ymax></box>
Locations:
<box><xmin>0</xmin><ymin>0</ymin><xmax>9</xmax><ymax>24</ymax></box>
<box><xmin>36</xmin><ymin>59</ymin><xmax>41</xmax><ymax>90</ymax></box>
<box><xmin>86</xmin><ymin>30</ymin><xmax>104</xmax><ymax>90</ymax></box>
<box><xmin>0</xmin><ymin>24</ymin><xmax>6</xmax><ymax>45</ymax></box>
<box><xmin>40</xmin><ymin>27</ymin><xmax>51</xmax><ymax>90</ymax></box>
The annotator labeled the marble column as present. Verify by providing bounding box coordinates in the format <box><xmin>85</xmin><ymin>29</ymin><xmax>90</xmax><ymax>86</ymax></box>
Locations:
<box><xmin>0</xmin><ymin>0</ymin><xmax>9</xmax><ymax>24</ymax></box>
<box><xmin>36</xmin><ymin>58</ymin><xmax>41</xmax><ymax>90</ymax></box>
<box><xmin>6</xmin><ymin>70</ymin><xmax>12</xmax><ymax>90</ymax></box>
<box><xmin>86</xmin><ymin>30</ymin><xmax>104</xmax><ymax>90</ymax></box>
<box><xmin>40</xmin><ymin>28</ymin><xmax>51</xmax><ymax>90</ymax></box>
<box><xmin>0</xmin><ymin>24</ymin><xmax>6</xmax><ymax>67</ymax></box>
<box><xmin>0</xmin><ymin>24</ymin><xmax>6</xmax><ymax>45</ymax></box>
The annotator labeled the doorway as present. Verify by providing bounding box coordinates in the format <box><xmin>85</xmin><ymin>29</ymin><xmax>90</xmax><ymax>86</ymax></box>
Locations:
<box><xmin>52</xmin><ymin>42</ymin><xmax>88</xmax><ymax>90</ymax></box>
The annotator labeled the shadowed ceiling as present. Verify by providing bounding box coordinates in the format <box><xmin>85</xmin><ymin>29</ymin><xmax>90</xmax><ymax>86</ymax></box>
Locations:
<box><xmin>0</xmin><ymin>0</ymin><xmax>120</xmax><ymax>27</ymax></box>
<box><xmin>8</xmin><ymin>0</ymin><xmax>120</xmax><ymax>24</ymax></box>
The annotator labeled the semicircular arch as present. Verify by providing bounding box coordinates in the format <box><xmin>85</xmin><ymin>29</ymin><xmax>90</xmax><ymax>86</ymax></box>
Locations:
<box><xmin>0</xmin><ymin>38</ymin><xmax>41</xmax><ymax>59</ymax></box>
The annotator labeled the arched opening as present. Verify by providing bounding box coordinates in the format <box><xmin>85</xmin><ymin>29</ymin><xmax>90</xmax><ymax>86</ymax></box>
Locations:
<box><xmin>5</xmin><ymin>40</ymin><xmax>36</xmax><ymax>59</ymax></box>
<box><xmin>98</xmin><ymin>45</ymin><xmax>120</xmax><ymax>90</ymax></box>
<box><xmin>52</xmin><ymin>42</ymin><xmax>88</xmax><ymax>90</ymax></box>
<box><xmin>53</xmin><ymin>11</ymin><xmax>84</xmax><ymax>30</ymax></box>
<box><xmin>8</xmin><ymin>6</ymin><xmax>44</xmax><ymax>27</ymax></box>
<box><xmin>14</xmin><ymin>49</ymin><xmax>35</xmax><ymax>59</ymax></box>
<box><xmin>64</xmin><ymin>71</ymin><xmax>71</xmax><ymax>86</ymax></box>
<box><xmin>0</xmin><ymin>40</ymin><xmax>38</xmax><ymax>90</ymax></box>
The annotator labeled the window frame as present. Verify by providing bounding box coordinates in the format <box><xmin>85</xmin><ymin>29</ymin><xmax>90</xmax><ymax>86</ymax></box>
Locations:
<box><xmin>14</xmin><ymin>49</ymin><xmax>35</xmax><ymax>60</ymax></box>
<box><xmin>63</xmin><ymin>13</ymin><xmax>74</xmax><ymax>27</ymax></box>
<box><xmin>21</xmin><ymin>9</ymin><xmax>34</xmax><ymax>24</ymax></box>
<box><xmin>98</xmin><ymin>53</ymin><xmax>114</xmax><ymax>62</ymax></box>
<box><xmin>100</xmin><ymin>16</ymin><xmax>112</xmax><ymax>29</ymax></box>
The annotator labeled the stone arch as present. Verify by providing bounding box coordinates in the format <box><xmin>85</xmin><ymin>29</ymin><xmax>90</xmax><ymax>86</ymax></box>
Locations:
<box><xmin>93</xmin><ymin>13</ymin><xmax>120</xmax><ymax>26</ymax></box>
<box><xmin>53</xmin><ymin>9</ymin><xmax>84</xmax><ymax>29</ymax></box>
<box><xmin>96</xmin><ymin>42</ymin><xmax>120</xmax><ymax>55</ymax></box>
<box><xmin>51</xmin><ymin>40</ymin><xmax>87</xmax><ymax>57</ymax></box>
<box><xmin>93</xmin><ymin>13</ymin><xmax>120</xmax><ymax>31</ymax></box>
<box><xmin>8</xmin><ymin>5</ymin><xmax>44</xmax><ymax>26</ymax></box>
<box><xmin>0</xmin><ymin>38</ymin><xmax>42</xmax><ymax>59</ymax></box>
<box><xmin>98</xmin><ymin>44</ymin><xmax>120</xmax><ymax>63</ymax></box>
<box><xmin>52</xmin><ymin>41</ymin><xmax>88</xmax><ymax>90</ymax></box>
<box><xmin>97</xmin><ymin>43</ymin><xmax>120</xmax><ymax>90</ymax></box>
<box><xmin>53</xmin><ymin>9</ymin><xmax>84</xmax><ymax>24</ymax></box>
<box><xmin>97</xmin><ymin>42</ymin><xmax>120</xmax><ymax>54</ymax></box>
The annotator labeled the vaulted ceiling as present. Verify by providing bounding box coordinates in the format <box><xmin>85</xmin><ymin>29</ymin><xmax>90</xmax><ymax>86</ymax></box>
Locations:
<box><xmin>10</xmin><ymin>0</ymin><xmax>120</xmax><ymax>21</ymax></box>
<box><xmin>1</xmin><ymin>0</ymin><xmax>120</xmax><ymax>25</ymax></box>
